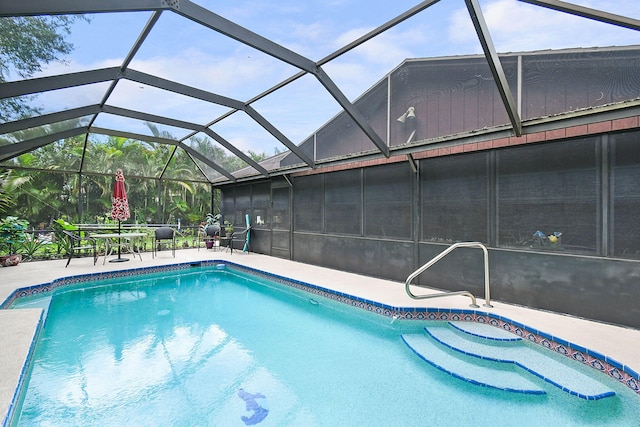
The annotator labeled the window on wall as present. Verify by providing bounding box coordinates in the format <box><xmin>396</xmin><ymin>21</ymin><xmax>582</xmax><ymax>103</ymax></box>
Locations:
<box><xmin>421</xmin><ymin>152</ymin><xmax>488</xmax><ymax>243</ymax></box>
<box><xmin>612</xmin><ymin>131</ymin><xmax>640</xmax><ymax>258</ymax></box>
<box><xmin>364</xmin><ymin>164</ymin><xmax>412</xmax><ymax>239</ymax></box>
<box><xmin>325</xmin><ymin>170</ymin><xmax>361</xmax><ymax>235</ymax></box>
<box><xmin>497</xmin><ymin>138</ymin><xmax>598</xmax><ymax>254</ymax></box>
<box><xmin>293</xmin><ymin>175</ymin><xmax>323</xmax><ymax>232</ymax></box>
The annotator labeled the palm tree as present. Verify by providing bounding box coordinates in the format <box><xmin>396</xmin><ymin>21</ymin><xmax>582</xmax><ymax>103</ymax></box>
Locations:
<box><xmin>0</xmin><ymin>169</ymin><xmax>30</xmax><ymax>215</ymax></box>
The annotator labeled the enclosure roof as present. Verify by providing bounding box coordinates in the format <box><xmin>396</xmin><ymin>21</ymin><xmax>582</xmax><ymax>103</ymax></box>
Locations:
<box><xmin>1</xmin><ymin>0</ymin><xmax>639</xmax><ymax>186</ymax></box>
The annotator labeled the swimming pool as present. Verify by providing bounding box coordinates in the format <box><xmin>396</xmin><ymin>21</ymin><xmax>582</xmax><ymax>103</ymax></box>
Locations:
<box><xmin>6</xmin><ymin>263</ymin><xmax>640</xmax><ymax>426</ymax></box>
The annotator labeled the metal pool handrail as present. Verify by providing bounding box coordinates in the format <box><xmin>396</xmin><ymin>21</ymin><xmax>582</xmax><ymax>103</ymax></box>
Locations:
<box><xmin>405</xmin><ymin>242</ymin><xmax>492</xmax><ymax>308</ymax></box>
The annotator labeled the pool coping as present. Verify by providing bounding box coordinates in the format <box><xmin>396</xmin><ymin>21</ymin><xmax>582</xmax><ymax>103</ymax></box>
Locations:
<box><xmin>2</xmin><ymin>259</ymin><xmax>639</xmax><ymax>426</ymax></box>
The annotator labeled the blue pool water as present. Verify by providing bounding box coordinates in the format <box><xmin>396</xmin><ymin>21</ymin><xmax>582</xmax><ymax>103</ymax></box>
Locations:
<box><xmin>8</xmin><ymin>266</ymin><xmax>640</xmax><ymax>426</ymax></box>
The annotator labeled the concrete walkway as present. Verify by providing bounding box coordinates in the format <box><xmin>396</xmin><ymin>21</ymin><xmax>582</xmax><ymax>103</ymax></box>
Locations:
<box><xmin>2</xmin><ymin>248</ymin><xmax>640</xmax><ymax>423</ymax></box>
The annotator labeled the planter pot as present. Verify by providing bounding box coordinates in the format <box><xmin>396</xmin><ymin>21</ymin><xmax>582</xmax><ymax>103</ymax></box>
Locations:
<box><xmin>0</xmin><ymin>254</ymin><xmax>22</xmax><ymax>267</ymax></box>
<box><xmin>205</xmin><ymin>240</ymin><xmax>214</xmax><ymax>249</ymax></box>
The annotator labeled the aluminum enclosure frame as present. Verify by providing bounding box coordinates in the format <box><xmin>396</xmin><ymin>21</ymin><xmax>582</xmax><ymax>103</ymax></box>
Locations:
<box><xmin>0</xmin><ymin>0</ymin><xmax>639</xmax><ymax>185</ymax></box>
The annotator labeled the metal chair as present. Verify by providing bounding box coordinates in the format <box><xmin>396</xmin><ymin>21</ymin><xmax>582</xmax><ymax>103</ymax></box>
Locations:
<box><xmin>60</xmin><ymin>230</ymin><xmax>97</xmax><ymax>267</ymax></box>
<box><xmin>199</xmin><ymin>224</ymin><xmax>220</xmax><ymax>250</ymax></box>
<box><xmin>153</xmin><ymin>227</ymin><xmax>175</xmax><ymax>258</ymax></box>
<box><xmin>226</xmin><ymin>214</ymin><xmax>251</xmax><ymax>254</ymax></box>
<box><xmin>227</xmin><ymin>225</ymin><xmax>251</xmax><ymax>254</ymax></box>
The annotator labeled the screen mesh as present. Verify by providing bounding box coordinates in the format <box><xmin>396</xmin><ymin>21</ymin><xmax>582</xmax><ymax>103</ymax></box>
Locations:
<box><xmin>272</xmin><ymin>187</ymin><xmax>290</xmax><ymax>231</ymax></box>
<box><xmin>293</xmin><ymin>174</ymin><xmax>324</xmax><ymax>232</ymax></box>
<box><xmin>364</xmin><ymin>163</ymin><xmax>412</xmax><ymax>239</ymax></box>
<box><xmin>521</xmin><ymin>49</ymin><xmax>640</xmax><ymax>121</ymax></box>
<box><xmin>421</xmin><ymin>152</ymin><xmax>488</xmax><ymax>243</ymax></box>
<box><xmin>497</xmin><ymin>138</ymin><xmax>598</xmax><ymax>253</ymax></box>
<box><xmin>390</xmin><ymin>58</ymin><xmax>515</xmax><ymax>145</ymax></box>
<box><xmin>325</xmin><ymin>170</ymin><xmax>361</xmax><ymax>235</ymax></box>
<box><xmin>251</xmin><ymin>182</ymin><xmax>270</xmax><ymax>229</ymax></box>
<box><xmin>612</xmin><ymin>131</ymin><xmax>640</xmax><ymax>258</ymax></box>
<box><xmin>232</xmin><ymin>185</ymin><xmax>251</xmax><ymax>227</ymax></box>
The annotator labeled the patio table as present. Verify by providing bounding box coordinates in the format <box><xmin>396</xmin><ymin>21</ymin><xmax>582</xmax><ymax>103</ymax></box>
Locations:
<box><xmin>89</xmin><ymin>232</ymin><xmax>147</xmax><ymax>264</ymax></box>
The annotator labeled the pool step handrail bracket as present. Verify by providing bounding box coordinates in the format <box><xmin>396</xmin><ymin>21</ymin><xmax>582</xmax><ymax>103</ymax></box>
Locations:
<box><xmin>405</xmin><ymin>242</ymin><xmax>492</xmax><ymax>308</ymax></box>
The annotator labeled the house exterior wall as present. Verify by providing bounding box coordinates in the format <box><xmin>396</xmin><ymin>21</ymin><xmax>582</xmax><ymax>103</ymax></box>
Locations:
<box><xmin>281</xmin><ymin>47</ymin><xmax>640</xmax><ymax>167</ymax></box>
<box><xmin>221</xmin><ymin>121</ymin><xmax>640</xmax><ymax>329</ymax></box>
<box><xmin>220</xmin><ymin>47</ymin><xmax>640</xmax><ymax>329</ymax></box>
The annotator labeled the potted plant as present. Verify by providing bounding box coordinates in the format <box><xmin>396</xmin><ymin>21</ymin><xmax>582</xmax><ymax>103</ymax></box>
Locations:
<box><xmin>0</xmin><ymin>216</ymin><xmax>29</xmax><ymax>266</ymax></box>
<box><xmin>201</xmin><ymin>213</ymin><xmax>221</xmax><ymax>249</ymax></box>
<box><xmin>224</xmin><ymin>220</ymin><xmax>234</xmax><ymax>238</ymax></box>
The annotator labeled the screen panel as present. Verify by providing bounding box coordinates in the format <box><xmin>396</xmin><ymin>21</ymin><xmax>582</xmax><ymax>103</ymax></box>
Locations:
<box><xmin>612</xmin><ymin>130</ymin><xmax>640</xmax><ymax>258</ymax></box>
<box><xmin>497</xmin><ymin>138</ymin><xmax>598</xmax><ymax>253</ymax></box>
<box><xmin>421</xmin><ymin>152</ymin><xmax>488</xmax><ymax>243</ymax></box>
<box><xmin>364</xmin><ymin>163</ymin><xmax>412</xmax><ymax>239</ymax></box>
<box><xmin>293</xmin><ymin>174</ymin><xmax>323</xmax><ymax>232</ymax></box>
<box><xmin>325</xmin><ymin>169</ymin><xmax>361</xmax><ymax>235</ymax></box>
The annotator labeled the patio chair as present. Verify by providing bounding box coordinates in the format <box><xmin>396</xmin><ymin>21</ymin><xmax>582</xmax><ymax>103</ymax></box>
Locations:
<box><xmin>153</xmin><ymin>227</ymin><xmax>175</xmax><ymax>258</ymax></box>
<box><xmin>61</xmin><ymin>230</ymin><xmax>97</xmax><ymax>267</ymax></box>
<box><xmin>226</xmin><ymin>214</ymin><xmax>251</xmax><ymax>254</ymax></box>
<box><xmin>199</xmin><ymin>224</ymin><xmax>220</xmax><ymax>250</ymax></box>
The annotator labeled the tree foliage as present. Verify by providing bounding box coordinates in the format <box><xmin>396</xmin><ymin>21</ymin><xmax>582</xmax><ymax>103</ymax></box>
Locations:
<box><xmin>0</xmin><ymin>132</ymin><xmax>262</xmax><ymax>228</ymax></box>
<box><xmin>0</xmin><ymin>16</ymin><xmax>274</xmax><ymax>229</ymax></box>
<box><xmin>0</xmin><ymin>15</ymin><xmax>85</xmax><ymax>121</ymax></box>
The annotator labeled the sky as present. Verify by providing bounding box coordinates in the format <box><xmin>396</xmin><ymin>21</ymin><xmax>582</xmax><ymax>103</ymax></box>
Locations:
<box><xmin>17</xmin><ymin>0</ymin><xmax>640</xmax><ymax>156</ymax></box>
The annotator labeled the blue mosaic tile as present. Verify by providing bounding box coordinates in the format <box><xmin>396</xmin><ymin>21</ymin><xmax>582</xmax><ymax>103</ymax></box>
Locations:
<box><xmin>610</xmin><ymin>368</ymin><xmax>624</xmax><ymax>381</ymax></box>
<box><xmin>551</xmin><ymin>335</ymin><xmax>571</xmax><ymax>348</ymax></box>
<box><xmin>570</xmin><ymin>342</ymin><xmax>589</xmax><ymax>355</ymax></box>
<box><xmin>604</xmin><ymin>356</ymin><xmax>625</xmax><ymax>372</ymax></box>
<box><xmin>586</xmin><ymin>348</ymin><xmax>607</xmax><ymax>362</ymax></box>
<box><xmin>625</xmin><ymin>366</ymin><xmax>639</xmax><ymax>380</ymax></box>
<box><xmin>572</xmin><ymin>351</ymin><xmax>587</xmax><ymax>363</ymax></box>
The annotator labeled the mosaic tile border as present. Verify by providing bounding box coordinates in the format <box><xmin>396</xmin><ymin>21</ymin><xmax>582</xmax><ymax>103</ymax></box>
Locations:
<box><xmin>2</xmin><ymin>310</ymin><xmax>44</xmax><ymax>427</ymax></box>
<box><xmin>2</xmin><ymin>259</ymin><xmax>638</xmax><ymax>398</ymax></box>
<box><xmin>0</xmin><ymin>262</ymin><xmax>198</xmax><ymax>309</ymax></box>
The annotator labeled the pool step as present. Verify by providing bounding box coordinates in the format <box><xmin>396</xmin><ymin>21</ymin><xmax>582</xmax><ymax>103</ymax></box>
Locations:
<box><xmin>401</xmin><ymin>334</ymin><xmax>546</xmax><ymax>395</ymax></box>
<box><xmin>404</xmin><ymin>322</ymin><xmax>615</xmax><ymax>400</ymax></box>
<box><xmin>448</xmin><ymin>321</ymin><xmax>522</xmax><ymax>341</ymax></box>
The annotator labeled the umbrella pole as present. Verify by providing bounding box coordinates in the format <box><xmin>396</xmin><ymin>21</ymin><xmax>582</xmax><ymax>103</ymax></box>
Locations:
<box><xmin>117</xmin><ymin>220</ymin><xmax>121</xmax><ymax>259</ymax></box>
<box><xmin>109</xmin><ymin>220</ymin><xmax>129</xmax><ymax>263</ymax></box>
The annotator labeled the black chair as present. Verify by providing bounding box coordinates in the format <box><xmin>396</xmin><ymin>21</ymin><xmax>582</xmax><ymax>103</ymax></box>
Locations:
<box><xmin>153</xmin><ymin>227</ymin><xmax>175</xmax><ymax>258</ymax></box>
<box><xmin>199</xmin><ymin>224</ymin><xmax>220</xmax><ymax>250</ymax></box>
<box><xmin>227</xmin><ymin>225</ymin><xmax>251</xmax><ymax>254</ymax></box>
<box><xmin>61</xmin><ymin>230</ymin><xmax>97</xmax><ymax>267</ymax></box>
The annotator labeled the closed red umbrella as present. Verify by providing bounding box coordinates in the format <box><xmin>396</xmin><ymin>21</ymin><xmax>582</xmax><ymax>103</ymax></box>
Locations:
<box><xmin>110</xmin><ymin>169</ymin><xmax>130</xmax><ymax>262</ymax></box>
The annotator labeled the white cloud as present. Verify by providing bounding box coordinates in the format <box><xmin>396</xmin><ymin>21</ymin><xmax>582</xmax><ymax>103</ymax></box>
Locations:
<box><xmin>449</xmin><ymin>0</ymin><xmax>640</xmax><ymax>53</ymax></box>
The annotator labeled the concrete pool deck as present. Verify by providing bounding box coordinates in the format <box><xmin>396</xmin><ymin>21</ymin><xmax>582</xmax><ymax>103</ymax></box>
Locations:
<box><xmin>2</xmin><ymin>248</ymin><xmax>640</xmax><ymax>422</ymax></box>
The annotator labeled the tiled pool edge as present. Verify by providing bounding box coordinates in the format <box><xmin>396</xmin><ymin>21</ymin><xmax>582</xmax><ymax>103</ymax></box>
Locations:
<box><xmin>1</xmin><ymin>259</ymin><xmax>638</xmax><ymax>402</ymax></box>
<box><xmin>1</xmin><ymin>310</ymin><xmax>44</xmax><ymax>427</ymax></box>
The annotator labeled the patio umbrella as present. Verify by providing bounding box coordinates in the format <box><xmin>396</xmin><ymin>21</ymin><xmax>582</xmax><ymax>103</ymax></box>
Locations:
<box><xmin>110</xmin><ymin>169</ymin><xmax>130</xmax><ymax>262</ymax></box>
